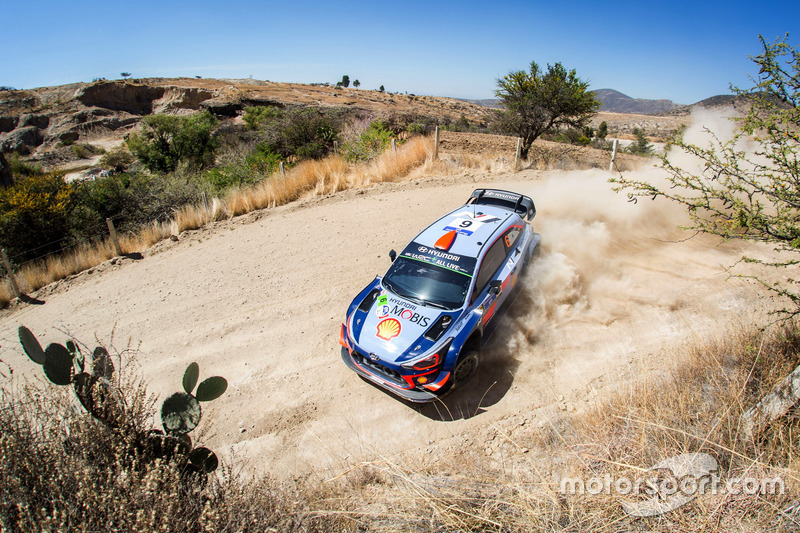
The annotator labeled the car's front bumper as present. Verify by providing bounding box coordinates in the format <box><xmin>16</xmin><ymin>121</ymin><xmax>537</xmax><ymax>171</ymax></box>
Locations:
<box><xmin>340</xmin><ymin>347</ymin><xmax>452</xmax><ymax>403</ymax></box>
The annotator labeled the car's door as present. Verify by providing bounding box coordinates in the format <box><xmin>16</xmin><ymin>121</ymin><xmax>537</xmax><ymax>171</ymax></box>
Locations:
<box><xmin>471</xmin><ymin>224</ymin><xmax>524</xmax><ymax>332</ymax></box>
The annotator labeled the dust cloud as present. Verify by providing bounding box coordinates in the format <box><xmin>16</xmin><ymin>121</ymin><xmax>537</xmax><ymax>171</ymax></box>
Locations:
<box><xmin>499</xmin><ymin>110</ymin><xmax>769</xmax><ymax>394</ymax></box>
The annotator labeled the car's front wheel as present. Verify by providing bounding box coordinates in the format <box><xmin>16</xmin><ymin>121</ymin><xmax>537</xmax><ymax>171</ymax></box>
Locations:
<box><xmin>453</xmin><ymin>349</ymin><xmax>479</xmax><ymax>386</ymax></box>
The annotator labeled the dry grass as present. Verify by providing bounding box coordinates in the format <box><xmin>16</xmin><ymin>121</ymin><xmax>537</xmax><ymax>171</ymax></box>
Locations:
<box><xmin>282</xmin><ymin>322</ymin><xmax>800</xmax><ymax>531</ymax></box>
<box><xmin>0</xmin><ymin>135</ymin><xmax>629</xmax><ymax>310</ymax></box>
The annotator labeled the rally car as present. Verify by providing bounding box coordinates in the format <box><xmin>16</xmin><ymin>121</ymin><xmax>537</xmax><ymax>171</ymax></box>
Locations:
<box><xmin>339</xmin><ymin>189</ymin><xmax>541</xmax><ymax>402</ymax></box>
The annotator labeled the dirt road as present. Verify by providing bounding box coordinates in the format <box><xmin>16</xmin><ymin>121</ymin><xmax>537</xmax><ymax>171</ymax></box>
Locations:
<box><xmin>0</xmin><ymin>166</ymin><xmax>773</xmax><ymax>478</ymax></box>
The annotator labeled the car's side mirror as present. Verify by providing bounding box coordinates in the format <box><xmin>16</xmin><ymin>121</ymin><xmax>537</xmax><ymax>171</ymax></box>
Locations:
<box><xmin>488</xmin><ymin>279</ymin><xmax>502</xmax><ymax>295</ymax></box>
<box><xmin>389</xmin><ymin>249</ymin><xmax>397</xmax><ymax>262</ymax></box>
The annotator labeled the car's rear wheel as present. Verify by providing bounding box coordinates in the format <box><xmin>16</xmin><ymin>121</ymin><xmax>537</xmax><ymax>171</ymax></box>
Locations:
<box><xmin>453</xmin><ymin>349</ymin><xmax>479</xmax><ymax>386</ymax></box>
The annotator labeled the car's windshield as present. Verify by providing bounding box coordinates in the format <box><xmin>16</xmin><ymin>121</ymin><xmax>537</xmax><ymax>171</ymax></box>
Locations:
<box><xmin>383</xmin><ymin>243</ymin><xmax>477</xmax><ymax>310</ymax></box>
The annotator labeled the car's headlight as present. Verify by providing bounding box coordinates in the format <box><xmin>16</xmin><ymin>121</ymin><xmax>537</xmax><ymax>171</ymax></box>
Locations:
<box><xmin>401</xmin><ymin>338</ymin><xmax>453</xmax><ymax>371</ymax></box>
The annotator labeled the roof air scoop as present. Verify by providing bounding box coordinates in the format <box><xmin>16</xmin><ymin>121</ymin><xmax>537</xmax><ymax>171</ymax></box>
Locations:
<box><xmin>434</xmin><ymin>229</ymin><xmax>457</xmax><ymax>251</ymax></box>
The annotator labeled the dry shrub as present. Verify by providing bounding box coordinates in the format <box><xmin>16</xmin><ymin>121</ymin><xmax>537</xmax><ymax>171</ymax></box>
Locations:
<box><xmin>550</xmin><ymin>322</ymin><xmax>800</xmax><ymax>531</ymax></box>
<box><xmin>0</xmin><ymin>343</ymin><xmax>340</xmax><ymax>533</ymax></box>
<box><xmin>299</xmin><ymin>323</ymin><xmax>800</xmax><ymax>532</ymax></box>
<box><xmin>0</xmin><ymin>280</ymin><xmax>13</xmax><ymax>308</ymax></box>
<box><xmin>349</xmin><ymin>136</ymin><xmax>432</xmax><ymax>188</ymax></box>
<box><xmin>0</xmin><ymin>134</ymin><xmax>457</xmax><ymax>307</ymax></box>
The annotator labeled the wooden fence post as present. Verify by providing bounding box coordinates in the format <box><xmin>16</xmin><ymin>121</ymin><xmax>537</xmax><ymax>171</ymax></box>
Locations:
<box><xmin>391</xmin><ymin>138</ymin><xmax>397</xmax><ymax>153</ymax></box>
<box><xmin>280</xmin><ymin>162</ymin><xmax>285</xmax><ymax>177</ymax></box>
<box><xmin>514</xmin><ymin>138</ymin><xmax>522</xmax><ymax>171</ymax></box>
<box><xmin>106</xmin><ymin>218</ymin><xmax>122</xmax><ymax>257</ymax></box>
<box><xmin>609</xmin><ymin>139</ymin><xmax>618</xmax><ymax>171</ymax></box>
<box><xmin>1</xmin><ymin>248</ymin><xmax>22</xmax><ymax>298</ymax></box>
<box><xmin>333</xmin><ymin>140</ymin><xmax>339</xmax><ymax>155</ymax></box>
<box><xmin>433</xmin><ymin>126</ymin><xmax>439</xmax><ymax>161</ymax></box>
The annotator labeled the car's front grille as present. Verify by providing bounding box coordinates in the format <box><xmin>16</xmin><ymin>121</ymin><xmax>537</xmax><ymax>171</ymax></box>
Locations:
<box><xmin>351</xmin><ymin>350</ymin><xmax>406</xmax><ymax>386</ymax></box>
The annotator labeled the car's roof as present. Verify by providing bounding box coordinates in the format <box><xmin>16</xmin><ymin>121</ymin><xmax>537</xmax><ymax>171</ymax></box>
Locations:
<box><xmin>413</xmin><ymin>204</ymin><xmax>515</xmax><ymax>259</ymax></box>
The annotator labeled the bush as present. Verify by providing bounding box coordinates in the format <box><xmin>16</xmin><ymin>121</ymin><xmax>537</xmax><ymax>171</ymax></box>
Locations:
<box><xmin>7</xmin><ymin>153</ymin><xmax>43</xmax><ymax>179</ymax></box>
<box><xmin>99</xmin><ymin>146</ymin><xmax>136</xmax><ymax>172</ymax></box>
<box><xmin>203</xmin><ymin>144</ymin><xmax>282</xmax><ymax>194</ymax></box>
<box><xmin>71</xmin><ymin>172</ymin><xmax>202</xmax><ymax>239</ymax></box>
<box><xmin>0</xmin><ymin>172</ymin><xmax>77</xmax><ymax>262</ymax></box>
<box><xmin>127</xmin><ymin>111</ymin><xmax>219</xmax><ymax>172</ymax></box>
<box><xmin>258</xmin><ymin>108</ymin><xmax>339</xmax><ymax>160</ymax></box>
<box><xmin>626</xmin><ymin>128</ymin><xmax>652</xmax><ymax>155</ymax></box>
<box><xmin>71</xmin><ymin>143</ymin><xmax>101</xmax><ymax>159</ymax></box>
<box><xmin>242</xmin><ymin>105</ymin><xmax>283</xmax><ymax>130</ymax></box>
<box><xmin>341</xmin><ymin>120</ymin><xmax>394</xmax><ymax>162</ymax></box>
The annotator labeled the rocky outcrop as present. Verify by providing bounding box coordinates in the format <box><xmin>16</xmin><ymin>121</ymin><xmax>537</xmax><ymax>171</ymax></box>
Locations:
<box><xmin>0</xmin><ymin>126</ymin><xmax>44</xmax><ymax>153</ymax></box>
<box><xmin>75</xmin><ymin>81</ymin><xmax>166</xmax><ymax>115</ymax></box>
<box><xmin>153</xmin><ymin>87</ymin><xmax>214</xmax><ymax>113</ymax></box>
<box><xmin>18</xmin><ymin>114</ymin><xmax>50</xmax><ymax>129</ymax></box>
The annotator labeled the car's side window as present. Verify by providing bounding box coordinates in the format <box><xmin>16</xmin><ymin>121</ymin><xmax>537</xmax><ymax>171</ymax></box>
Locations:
<box><xmin>503</xmin><ymin>226</ymin><xmax>522</xmax><ymax>253</ymax></box>
<box><xmin>471</xmin><ymin>238</ymin><xmax>508</xmax><ymax>302</ymax></box>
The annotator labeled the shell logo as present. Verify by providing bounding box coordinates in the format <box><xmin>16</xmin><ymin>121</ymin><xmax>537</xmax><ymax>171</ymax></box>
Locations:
<box><xmin>376</xmin><ymin>318</ymin><xmax>401</xmax><ymax>341</ymax></box>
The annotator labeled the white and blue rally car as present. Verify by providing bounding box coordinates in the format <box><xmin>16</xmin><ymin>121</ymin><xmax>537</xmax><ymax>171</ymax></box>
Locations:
<box><xmin>339</xmin><ymin>189</ymin><xmax>541</xmax><ymax>402</ymax></box>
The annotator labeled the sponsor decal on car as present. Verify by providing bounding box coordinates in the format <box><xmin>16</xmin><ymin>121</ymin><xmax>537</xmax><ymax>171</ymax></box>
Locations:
<box><xmin>401</xmin><ymin>241</ymin><xmax>477</xmax><ymax>277</ymax></box>
<box><xmin>444</xmin><ymin>211</ymin><xmax>501</xmax><ymax>236</ymax></box>
<box><xmin>376</xmin><ymin>318</ymin><xmax>402</xmax><ymax>341</ymax></box>
<box><xmin>376</xmin><ymin>293</ymin><xmax>390</xmax><ymax>318</ymax></box>
<box><xmin>392</xmin><ymin>306</ymin><xmax>431</xmax><ymax>327</ymax></box>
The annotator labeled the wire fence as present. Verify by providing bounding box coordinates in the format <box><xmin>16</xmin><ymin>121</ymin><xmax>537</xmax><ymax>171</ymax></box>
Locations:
<box><xmin>0</xmin><ymin>215</ymin><xmax>125</xmax><ymax>299</ymax></box>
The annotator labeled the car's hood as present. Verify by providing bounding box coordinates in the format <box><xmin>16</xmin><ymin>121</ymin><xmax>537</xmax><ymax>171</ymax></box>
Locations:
<box><xmin>352</xmin><ymin>290</ymin><xmax>450</xmax><ymax>364</ymax></box>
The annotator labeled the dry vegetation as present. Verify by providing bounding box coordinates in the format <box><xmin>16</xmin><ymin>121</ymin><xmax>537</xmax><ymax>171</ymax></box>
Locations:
<box><xmin>3</xmin><ymin>321</ymin><xmax>799</xmax><ymax>531</ymax></box>
<box><xmin>4</xmin><ymin>124</ymin><xmax>798</xmax><ymax>530</ymax></box>
<box><xmin>0</xmin><ymin>134</ymin><xmax>632</xmax><ymax>309</ymax></box>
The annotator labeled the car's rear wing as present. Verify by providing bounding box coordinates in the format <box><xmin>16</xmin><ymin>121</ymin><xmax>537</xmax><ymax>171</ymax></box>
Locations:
<box><xmin>466</xmin><ymin>189</ymin><xmax>536</xmax><ymax>221</ymax></box>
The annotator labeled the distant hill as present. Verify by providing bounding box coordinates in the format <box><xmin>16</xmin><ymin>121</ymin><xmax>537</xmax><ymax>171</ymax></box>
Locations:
<box><xmin>592</xmin><ymin>89</ymin><xmax>683</xmax><ymax>115</ymax></box>
<box><xmin>460</xmin><ymin>89</ymin><xmax>684</xmax><ymax>115</ymax></box>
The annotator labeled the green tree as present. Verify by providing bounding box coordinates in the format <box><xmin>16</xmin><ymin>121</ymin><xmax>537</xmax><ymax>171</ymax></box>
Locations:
<box><xmin>353</xmin><ymin>79</ymin><xmax>361</xmax><ymax>89</ymax></box>
<box><xmin>597</xmin><ymin>120</ymin><xmax>608</xmax><ymax>140</ymax></box>
<box><xmin>495</xmin><ymin>61</ymin><xmax>600</xmax><ymax>158</ymax></box>
<box><xmin>126</xmin><ymin>111</ymin><xmax>219</xmax><ymax>172</ymax></box>
<box><xmin>379</xmin><ymin>85</ymin><xmax>385</xmax><ymax>92</ymax></box>
<box><xmin>341</xmin><ymin>75</ymin><xmax>350</xmax><ymax>88</ymax></box>
<box><xmin>627</xmin><ymin>128</ymin><xmax>652</xmax><ymax>155</ymax></box>
<box><xmin>611</xmin><ymin>34</ymin><xmax>800</xmax><ymax>316</ymax></box>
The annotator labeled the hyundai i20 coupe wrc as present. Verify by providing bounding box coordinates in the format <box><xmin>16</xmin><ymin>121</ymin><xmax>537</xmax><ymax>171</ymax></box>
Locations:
<box><xmin>339</xmin><ymin>189</ymin><xmax>541</xmax><ymax>402</ymax></box>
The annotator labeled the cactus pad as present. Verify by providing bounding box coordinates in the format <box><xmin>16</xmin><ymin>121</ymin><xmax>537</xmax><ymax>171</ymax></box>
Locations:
<box><xmin>188</xmin><ymin>446</ymin><xmax>219</xmax><ymax>473</ymax></box>
<box><xmin>43</xmin><ymin>343</ymin><xmax>73</xmax><ymax>385</ymax></box>
<box><xmin>161</xmin><ymin>392</ymin><xmax>201</xmax><ymax>435</ymax></box>
<box><xmin>18</xmin><ymin>326</ymin><xmax>45</xmax><ymax>365</ymax></box>
<box><xmin>195</xmin><ymin>376</ymin><xmax>227</xmax><ymax>402</ymax></box>
<box><xmin>183</xmin><ymin>362</ymin><xmax>199</xmax><ymax>395</ymax></box>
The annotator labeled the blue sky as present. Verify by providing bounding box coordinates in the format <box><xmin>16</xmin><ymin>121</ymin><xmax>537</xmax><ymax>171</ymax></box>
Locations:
<box><xmin>2</xmin><ymin>0</ymin><xmax>797</xmax><ymax>104</ymax></box>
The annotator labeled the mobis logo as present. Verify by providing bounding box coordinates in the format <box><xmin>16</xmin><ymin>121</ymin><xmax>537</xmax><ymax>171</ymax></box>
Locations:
<box><xmin>391</xmin><ymin>306</ymin><xmax>430</xmax><ymax>327</ymax></box>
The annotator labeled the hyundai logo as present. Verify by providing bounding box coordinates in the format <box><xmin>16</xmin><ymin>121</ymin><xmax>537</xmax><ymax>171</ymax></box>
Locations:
<box><xmin>369</xmin><ymin>353</ymin><xmax>380</xmax><ymax>362</ymax></box>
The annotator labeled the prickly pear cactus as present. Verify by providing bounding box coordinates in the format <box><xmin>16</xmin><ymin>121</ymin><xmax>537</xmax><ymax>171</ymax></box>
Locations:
<box><xmin>18</xmin><ymin>326</ymin><xmax>228</xmax><ymax>477</ymax></box>
<box><xmin>158</xmin><ymin>362</ymin><xmax>227</xmax><ymax>473</ymax></box>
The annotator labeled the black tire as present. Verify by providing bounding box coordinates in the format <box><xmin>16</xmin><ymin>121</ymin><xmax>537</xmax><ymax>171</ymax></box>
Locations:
<box><xmin>453</xmin><ymin>349</ymin><xmax>479</xmax><ymax>386</ymax></box>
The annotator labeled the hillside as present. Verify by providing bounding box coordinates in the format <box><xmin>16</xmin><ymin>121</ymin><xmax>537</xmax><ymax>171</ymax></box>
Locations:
<box><xmin>592</xmin><ymin>88</ymin><xmax>683</xmax><ymax>114</ymax></box>
<box><xmin>460</xmin><ymin>89</ymin><xmax>687</xmax><ymax>115</ymax></box>
<box><xmin>0</xmin><ymin>78</ymin><xmax>495</xmax><ymax>164</ymax></box>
